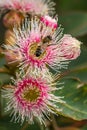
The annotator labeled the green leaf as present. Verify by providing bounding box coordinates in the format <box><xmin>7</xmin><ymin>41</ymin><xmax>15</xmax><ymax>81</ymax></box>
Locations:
<box><xmin>0</xmin><ymin>73</ymin><xmax>11</xmax><ymax>84</ymax></box>
<box><xmin>81</xmin><ymin>125</ymin><xmax>87</xmax><ymax>130</ymax></box>
<box><xmin>0</xmin><ymin>91</ymin><xmax>11</xmax><ymax>116</ymax></box>
<box><xmin>57</xmin><ymin>0</ymin><xmax>87</xmax><ymax>11</ymax></box>
<box><xmin>59</xmin><ymin>12</ymin><xmax>87</xmax><ymax>36</ymax></box>
<box><xmin>0</xmin><ymin>57</ymin><xmax>11</xmax><ymax>84</ymax></box>
<box><xmin>0</xmin><ymin>126</ymin><xmax>7</xmax><ymax>130</ymax></box>
<box><xmin>0</xmin><ymin>117</ymin><xmax>21</xmax><ymax>130</ymax></box>
<box><xmin>55</xmin><ymin>78</ymin><xmax>87</xmax><ymax>120</ymax></box>
<box><xmin>0</xmin><ymin>116</ymin><xmax>40</xmax><ymax>130</ymax></box>
<box><xmin>0</xmin><ymin>57</ymin><xmax>6</xmax><ymax>67</ymax></box>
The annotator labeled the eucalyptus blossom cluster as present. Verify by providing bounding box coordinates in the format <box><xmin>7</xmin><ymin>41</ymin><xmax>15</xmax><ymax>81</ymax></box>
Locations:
<box><xmin>0</xmin><ymin>0</ymin><xmax>81</xmax><ymax>125</ymax></box>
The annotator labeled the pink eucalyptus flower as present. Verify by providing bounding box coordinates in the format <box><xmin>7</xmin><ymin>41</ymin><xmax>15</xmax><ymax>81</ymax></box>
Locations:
<box><xmin>0</xmin><ymin>0</ymin><xmax>55</xmax><ymax>16</ymax></box>
<box><xmin>3</xmin><ymin>74</ymin><xmax>64</xmax><ymax>124</ymax></box>
<box><xmin>4</xmin><ymin>18</ymin><xmax>66</xmax><ymax>72</ymax></box>
<box><xmin>58</xmin><ymin>34</ymin><xmax>81</xmax><ymax>60</ymax></box>
<box><xmin>40</xmin><ymin>15</ymin><xmax>58</xmax><ymax>29</ymax></box>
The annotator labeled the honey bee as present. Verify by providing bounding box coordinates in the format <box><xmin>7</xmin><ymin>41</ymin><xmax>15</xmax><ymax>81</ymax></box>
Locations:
<box><xmin>35</xmin><ymin>35</ymin><xmax>52</xmax><ymax>57</ymax></box>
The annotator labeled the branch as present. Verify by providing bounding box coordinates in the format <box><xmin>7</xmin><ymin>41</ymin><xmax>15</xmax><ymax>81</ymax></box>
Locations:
<box><xmin>0</xmin><ymin>67</ymin><xmax>10</xmax><ymax>74</ymax></box>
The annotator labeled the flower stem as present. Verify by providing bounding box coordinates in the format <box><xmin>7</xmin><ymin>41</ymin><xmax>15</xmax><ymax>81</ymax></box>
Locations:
<box><xmin>51</xmin><ymin>114</ymin><xmax>60</xmax><ymax>130</ymax></box>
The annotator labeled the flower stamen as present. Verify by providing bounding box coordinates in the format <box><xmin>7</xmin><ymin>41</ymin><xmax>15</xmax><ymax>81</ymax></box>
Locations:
<box><xmin>22</xmin><ymin>86</ymin><xmax>40</xmax><ymax>102</ymax></box>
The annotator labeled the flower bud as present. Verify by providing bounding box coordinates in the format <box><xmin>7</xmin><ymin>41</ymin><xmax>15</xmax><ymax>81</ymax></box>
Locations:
<box><xmin>5</xmin><ymin>50</ymin><xmax>22</xmax><ymax>68</ymax></box>
<box><xmin>3</xmin><ymin>11</ymin><xmax>24</xmax><ymax>29</ymax></box>
<box><xmin>40</xmin><ymin>15</ymin><xmax>58</xmax><ymax>29</ymax></box>
<box><xmin>59</xmin><ymin>34</ymin><xmax>81</xmax><ymax>60</ymax></box>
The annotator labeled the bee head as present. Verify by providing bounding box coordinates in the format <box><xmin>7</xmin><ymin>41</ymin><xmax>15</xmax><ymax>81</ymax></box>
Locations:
<box><xmin>43</xmin><ymin>35</ymin><xmax>52</xmax><ymax>44</ymax></box>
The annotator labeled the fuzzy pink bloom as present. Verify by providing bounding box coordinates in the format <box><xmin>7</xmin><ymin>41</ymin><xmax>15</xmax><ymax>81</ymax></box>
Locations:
<box><xmin>40</xmin><ymin>15</ymin><xmax>58</xmax><ymax>29</ymax></box>
<box><xmin>4</xmin><ymin>18</ymin><xmax>66</xmax><ymax>72</ymax></box>
<box><xmin>3</xmin><ymin>74</ymin><xmax>64</xmax><ymax>124</ymax></box>
<box><xmin>58</xmin><ymin>34</ymin><xmax>81</xmax><ymax>60</ymax></box>
<box><xmin>0</xmin><ymin>0</ymin><xmax>55</xmax><ymax>16</ymax></box>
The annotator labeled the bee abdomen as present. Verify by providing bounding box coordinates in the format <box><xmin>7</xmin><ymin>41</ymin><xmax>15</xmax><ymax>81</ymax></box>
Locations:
<box><xmin>35</xmin><ymin>46</ymin><xmax>42</xmax><ymax>57</ymax></box>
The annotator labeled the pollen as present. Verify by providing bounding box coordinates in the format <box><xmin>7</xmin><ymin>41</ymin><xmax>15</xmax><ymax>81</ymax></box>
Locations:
<box><xmin>22</xmin><ymin>86</ymin><xmax>40</xmax><ymax>102</ymax></box>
